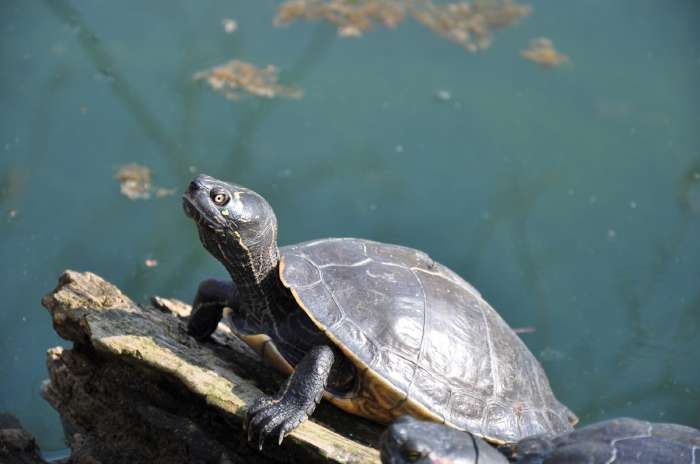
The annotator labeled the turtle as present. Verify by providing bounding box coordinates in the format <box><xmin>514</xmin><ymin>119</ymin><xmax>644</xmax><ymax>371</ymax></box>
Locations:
<box><xmin>380</xmin><ymin>415</ymin><xmax>700</xmax><ymax>464</ymax></box>
<box><xmin>182</xmin><ymin>174</ymin><xmax>576</xmax><ymax>449</ymax></box>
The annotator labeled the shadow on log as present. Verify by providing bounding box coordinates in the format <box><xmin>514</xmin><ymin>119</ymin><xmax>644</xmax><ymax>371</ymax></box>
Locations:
<box><xmin>41</xmin><ymin>270</ymin><xmax>381</xmax><ymax>463</ymax></box>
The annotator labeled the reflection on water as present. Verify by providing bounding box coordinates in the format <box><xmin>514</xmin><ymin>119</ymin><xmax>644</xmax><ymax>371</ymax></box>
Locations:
<box><xmin>1</xmin><ymin>0</ymin><xmax>699</xmax><ymax>453</ymax></box>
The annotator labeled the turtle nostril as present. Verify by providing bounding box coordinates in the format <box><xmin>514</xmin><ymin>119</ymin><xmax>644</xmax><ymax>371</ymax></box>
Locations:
<box><xmin>188</xmin><ymin>181</ymin><xmax>201</xmax><ymax>193</ymax></box>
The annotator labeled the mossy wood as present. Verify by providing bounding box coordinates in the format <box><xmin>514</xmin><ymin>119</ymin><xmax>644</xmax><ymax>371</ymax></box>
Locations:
<box><xmin>41</xmin><ymin>270</ymin><xmax>380</xmax><ymax>463</ymax></box>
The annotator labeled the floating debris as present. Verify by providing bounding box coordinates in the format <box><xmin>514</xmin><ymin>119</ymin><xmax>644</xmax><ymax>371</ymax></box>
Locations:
<box><xmin>145</xmin><ymin>259</ymin><xmax>159</xmax><ymax>268</ymax></box>
<box><xmin>411</xmin><ymin>0</ymin><xmax>531</xmax><ymax>52</ymax></box>
<box><xmin>222</xmin><ymin>18</ymin><xmax>238</xmax><ymax>34</ymax></box>
<box><xmin>193</xmin><ymin>60</ymin><xmax>303</xmax><ymax>101</ymax></box>
<box><xmin>114</xmin><ymin>164</ymin><xmax>174</xmax><ymax>200</ymax></box>
<box><xmin>8</xmin><ymin>209</ymin><xmax>17</xmax><ymax>220</ymax></box>
<box><xmin>521</xmin><ymin>37</ymin><xmax>569</xmax><ymax>68</ymax></box>
<box><xmin>513</xmin><ymin>326</ymin><xmax>536</xmax><ymax>334</ymax></box>
<box><xmin>274</xmin><ymin>0</ymin><xmax>530</xmax><ymax>51</ymax></box>
<box><xmin>275</xmin><ymin>0</ymin><xmax>405</xmax><ymax>37</ymax></box>
<box><xmin>476</xmin><ymin>0</ymin><xmax>532</xmax><ymax>28</ymax></box>
<box><xmin>115</xmin><ymin>164</ymin><xmax>151</xmax><ymax>200</ymax></box>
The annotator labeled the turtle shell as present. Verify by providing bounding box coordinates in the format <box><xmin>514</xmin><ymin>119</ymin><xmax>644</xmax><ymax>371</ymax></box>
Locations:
<box><xmin>279</xmin><ymin>238</ymin><xmax>576</xmax><ymax>443</ymax></box>
<box><xmin>516</xmin><ymin>418</ymin><xmax>700</xmax><ymax>462</ymax></box>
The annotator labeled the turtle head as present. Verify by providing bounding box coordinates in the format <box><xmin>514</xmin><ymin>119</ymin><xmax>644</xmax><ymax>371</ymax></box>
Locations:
<box><xmin>380</xmin><ymin>416</ymin><xmax>504</xmax><ymax>464</ymax></box>
<box><xmin>183</xmin><ymin>175</ymin><xmax>278</xmax><ymax>263</ymax></box>
<box><xmin>380</xmin><ymin>417</ymin><xmax>434</xmax><ymax>464</ymax></box>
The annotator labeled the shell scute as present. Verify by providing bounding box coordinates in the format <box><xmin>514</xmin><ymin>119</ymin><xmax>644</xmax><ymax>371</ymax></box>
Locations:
<box><xmin>280</xmin><ymin>253</ymin><xmax>321</xmax><ymax>288</ymax></box>
<box><xmin>280</xmin><ymin>238</ymin><xmax>575</xmax><ymax>442</ymax></box>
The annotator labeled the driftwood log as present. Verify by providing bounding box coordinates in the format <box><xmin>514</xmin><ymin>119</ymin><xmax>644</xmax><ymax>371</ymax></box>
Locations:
<box><xmin>40</xmin><ymin>270</ymin><xmax>382</xmax><ymax>463</ymax></box>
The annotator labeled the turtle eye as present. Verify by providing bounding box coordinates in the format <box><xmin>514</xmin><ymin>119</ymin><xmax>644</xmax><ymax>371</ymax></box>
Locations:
<box><xmin>401</xmin><ymin>442</ymin><xmax>426</xmax><ymax>462</ymax></box>
<box><xmin>211</xmin><ymin>191</ymin><xmax>229</xmax><ymax>206</ymax></box>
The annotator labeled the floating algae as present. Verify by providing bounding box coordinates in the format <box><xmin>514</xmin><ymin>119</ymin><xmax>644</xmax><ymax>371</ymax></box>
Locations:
<box><xmin>410</xmin><ymin>0</ymin><xmax>531</xmax><ymax>52</ymax></box>
<box><xmin>521</xmin><ymin>37</ymin><xmax>570</xmax><ymax>68</ymax></box>
<box><xmin>114</xmin><ymin>164</ymin><xmax>174</xmax><ymax>201</ymax></box>
<box><xmin>193</xmin><ymin>60</ymin><xmax>303</xmax><ymax>101</ymax></box>
<box><xmin>275</xmin><ymin>0</ymin><xmax>405</xmax><ymax>37</ymax></box>
<box><xmin>274</xmin><ymin>0</ymin><xmax>530</xmax><ymax>51</ymax></box>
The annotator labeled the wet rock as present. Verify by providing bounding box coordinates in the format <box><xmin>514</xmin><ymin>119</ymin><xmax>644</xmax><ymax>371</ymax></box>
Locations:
<box><xmin>0</xmin><ymin>413</ymin><xmax>48</xmax><ymax>464</ymax></box>
<box><xmin>40</xmin><ymin>270</ymin><xmax>380</xmax><ymax>463</ymax></box>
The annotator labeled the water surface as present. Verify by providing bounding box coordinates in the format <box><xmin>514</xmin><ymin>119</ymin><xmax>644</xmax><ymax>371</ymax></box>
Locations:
<box><xmin>1</xmin><ymin>0</ymin><xmax>699</xmax><ymax>452</ymax></box>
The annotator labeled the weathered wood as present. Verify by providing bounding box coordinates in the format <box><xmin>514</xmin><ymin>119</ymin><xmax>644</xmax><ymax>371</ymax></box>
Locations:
<box><xmin>41</xmin><ymin>270</ymin><xmax>381</xmax><ymax>464</ymax></box>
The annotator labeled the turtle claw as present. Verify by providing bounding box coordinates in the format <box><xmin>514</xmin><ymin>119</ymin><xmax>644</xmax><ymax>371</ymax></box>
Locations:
<box><xmin>275</xmin><ymin>411</ymin><xmax>307</xmax><ymax>445</ymax></box>
<box><xmin>245</xmin><ymin>394</ymin><xmax>277</xmax><ymax>430</ymax></box>
<box><xmin>257</xmin><ymin>427</ymin><xmax>267</xmax><ymax>451</ymax></box>
<box><xmin>242</xmin><ymin>347</ymin><xmax>333</xmax><ymax>450</ymax></box>
<box><xmin>245</xmin><ymin>394</ymin><xmax>309</xmax><ymax>450</ymax></box>
<box><xmin>278</xmin><ymin>428</ymin><xmax>285</xmax><ymax>446</ymax></box>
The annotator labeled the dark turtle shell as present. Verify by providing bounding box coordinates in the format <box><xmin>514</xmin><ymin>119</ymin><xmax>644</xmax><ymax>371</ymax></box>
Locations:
<box><xmin>515</xmin><ymin>417</ymin><xmax>700</xmax><ymax>463</ymax></box>
<box><xmin>280</xmin><ymin>238</ymin><xmax>576</xmax><ymax>443</ymax></box>
<box><xmin>381</xmin><ymin>416</ymin><xmax>700</xmax><ymax>464</ymax></box>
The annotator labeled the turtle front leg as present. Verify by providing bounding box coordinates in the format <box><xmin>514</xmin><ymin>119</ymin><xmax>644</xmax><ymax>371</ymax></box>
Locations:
<box><xmin>245</xmin><ymin>345</ymin><xmax>335</xmax><ymax>449</ymax></box>
<box><xmin>187</xmin><ymin>278</ymin><xmax>239</xmax><ymax>340</ymax></box>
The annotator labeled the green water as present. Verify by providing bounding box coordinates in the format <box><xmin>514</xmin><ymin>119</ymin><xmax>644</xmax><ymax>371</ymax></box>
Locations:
<box><xmin>1</xmin><ymin>0</ymin><xmax>699</xmax><ymax>453</ymax></box>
